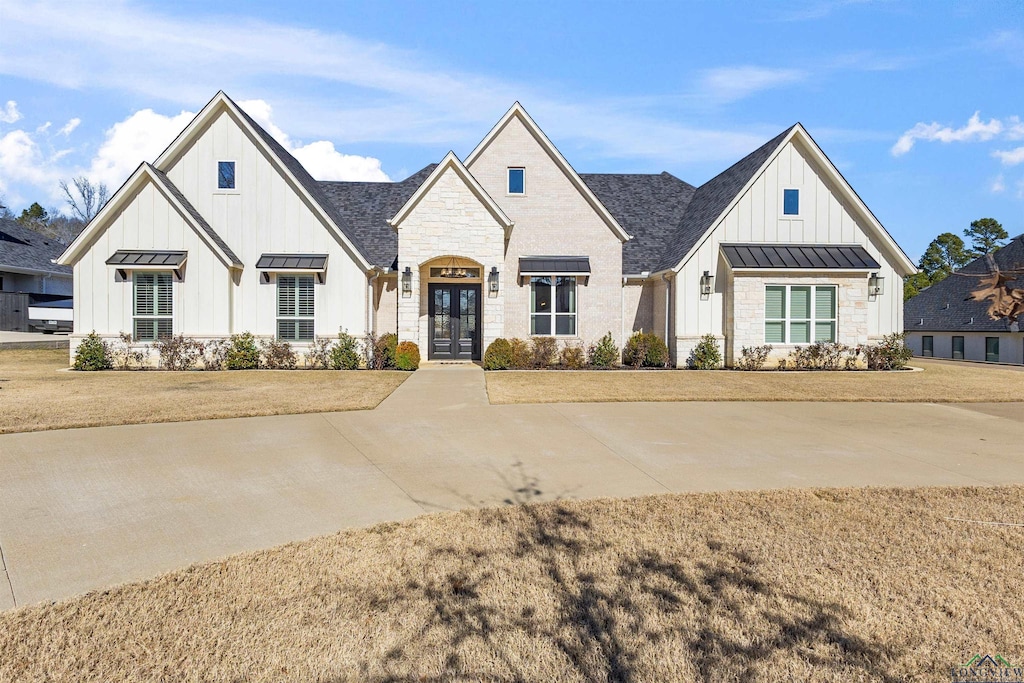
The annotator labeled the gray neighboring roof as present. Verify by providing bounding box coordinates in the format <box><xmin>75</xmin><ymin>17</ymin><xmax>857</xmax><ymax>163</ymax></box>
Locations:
<box><xmin>256</xmin><ymin>254</ymin><xmax>328</xmax><ymax>270</ymax></box>
<box><xmin>0</xmin><ymin>218</ymin><xmax>72</xmax><ymax>277</ymax></box>
<box><xmin>580</xmin><ymin>172</ymin><xmax>696</xmax><ymax>274</ymax></box>
<box><xmin>149</xmin><ymin>167</ymin><xmax>243</xmax><ymax>267</ymax></box>
<box><xmin>519</xmin><ymin>256</ymin><xmax>591</xmax><ymax>275</ymax></box>
<box><xmin>722</xmin><ymin>244</ymin><xmax>880</xmax><ymax>270</ymax></box>
<box><xmin>905</xmin><ymin>234</ymin><xmax>1024</xmax><ymax>333</ymax></box>
<box><xmin>106</xmin><ymin>250</ymin><xmax>188</xmax><ymax>267</ymax></box>
<box><xmin>318</xmin><ymin>165</ymin><xmax>437</xmax><ymax>269</ymax></box>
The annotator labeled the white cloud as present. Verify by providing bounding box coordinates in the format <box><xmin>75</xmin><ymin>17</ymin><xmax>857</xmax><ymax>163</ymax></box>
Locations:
<box><xmin>993</xmin><ymin>146</ymin><xmax>1024</xmax><ymax>166</ymax></box>
<box><xmin>0</xmin><ymin>100</ymin><xmax>21</xmax><ymax>124</ymax></box>
<box><xmin>58</xmin><ymin>118</ymin><xmax>81</xmax><ymax>137</ymax></box>
<box><xmin>1005</xmin><ymin>116</ymin><xmax>1024</xmax><ymax>140</ymax></box>
<box><xmin>698</xmin><ymin>66</ymin><xmax>807</xmax><ymax>103</ymax></box>
<box><xmin>891</xmin><ymin>112</ymin><xmax>1003</xmax><ymax>156</ymax></box>
<box><xmin>0</xmin><ymin>128</ymin><xmax>66</xmax><ymax>204</ymax></box>
<box><xmin>991</xmin><ymin>174</ymin><xmax>1006</xmax><ymax>193</ymax></box>
<box><xmin>87</xmin><ymin>108</ymin><xmax>196</xmax><ymax>191</ymax></box>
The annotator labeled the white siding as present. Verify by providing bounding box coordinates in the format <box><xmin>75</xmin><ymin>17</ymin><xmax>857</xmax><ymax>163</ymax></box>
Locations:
<box><xmin>907</xmin><ymin>331</ymin><xmax>1024</xmax><ymax>365</ymax></box>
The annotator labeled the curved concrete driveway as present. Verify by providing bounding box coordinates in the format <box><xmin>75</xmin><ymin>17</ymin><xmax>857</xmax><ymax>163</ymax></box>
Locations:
<box><xmin>0</xmin><ymin>364</ymin><xmax>1022</xmax><ymax>609</ymax></box>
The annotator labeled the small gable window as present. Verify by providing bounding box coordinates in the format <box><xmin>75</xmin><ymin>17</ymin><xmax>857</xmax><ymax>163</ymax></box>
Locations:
<box><xmin>783</xmin><ymin>188</ymin><xmax>799</xmax><ymax>215</ymax></box>
<box><xmin>218</xmin><ymin>161</ymin><xmax>236</xmax><ymax>190</ymax></box>
<box><xmin>508</xmin><ymin>168</ymin><xmax>525</xmax><ymax>195</ymax></box>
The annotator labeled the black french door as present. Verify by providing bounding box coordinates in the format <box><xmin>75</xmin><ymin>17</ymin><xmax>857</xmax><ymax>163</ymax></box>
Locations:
<box><xmin>428</xmin><ymin>284</ymin><xmax>481</xmax><ymax>360</ymax></box>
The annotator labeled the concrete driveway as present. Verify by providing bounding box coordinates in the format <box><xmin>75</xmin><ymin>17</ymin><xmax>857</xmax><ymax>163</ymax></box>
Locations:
<box><xmin>1</xmin><ymin>364</ymin><xmax>1022</xmax><ymax>609</ymax></box>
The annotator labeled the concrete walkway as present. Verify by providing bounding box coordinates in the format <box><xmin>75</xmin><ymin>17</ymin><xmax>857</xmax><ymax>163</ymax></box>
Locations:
<box><xmin>1</xmin><ymin>364</ymin><xmax>1022</xmax><ymax>609</ymax></box>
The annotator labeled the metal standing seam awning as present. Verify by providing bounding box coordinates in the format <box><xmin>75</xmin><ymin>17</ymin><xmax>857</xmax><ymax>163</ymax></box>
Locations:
<box><xmin>720</xmin><ymin>244</ymin><xmax>881</xmax><ymax>270</ymax></box>
<box><xmin>106</xmin><ymin>250</ymin><xmax>188</xmax><ymax>278</ymax></box>
<box><xmin>256</xmin><ymin>254</ymin><xmax>329</xmax><ymax>283</ymax></box>
<box><xmin>518</xmin><ymin>256</ymin><xmax>591</xmax><ymax>277</ymax></box>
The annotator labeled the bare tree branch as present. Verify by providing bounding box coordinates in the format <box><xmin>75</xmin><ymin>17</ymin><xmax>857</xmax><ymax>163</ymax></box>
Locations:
<box><xmin>60</xmin><ymin>176</ymin><xmax>109</xmax><ymax>222</ymax></box>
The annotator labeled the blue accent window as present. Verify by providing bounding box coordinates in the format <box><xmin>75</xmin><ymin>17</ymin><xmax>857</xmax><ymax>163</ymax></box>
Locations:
<box><xmin>218</xmin><ymin>161</ymin><xmax>236</xmax><ymax>189</ymax></box>
<box><xmin>783</xmin><ymin>188</ymin><xmax>799</xmax><ymax>215</ymax></box>
<box><xmin>508</xmin><ymin>168</ymin><xmax>524</xmax><ymax>194</ymax></box>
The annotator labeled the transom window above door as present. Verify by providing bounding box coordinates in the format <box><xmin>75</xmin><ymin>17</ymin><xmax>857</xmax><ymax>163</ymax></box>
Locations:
<box><xmin>765</xmin><ymin>284</ymin><xmax>836</xmax><ymax>344</ymax></box>
<box><xmin>507</xmin><ymin>167</ymin><xmax>525</xmax><ymax>194</ymax></box>
<box><xmin>531</xmin><ymin>276</ymin><xmax>576</xmax><ymax>336</ymax></box>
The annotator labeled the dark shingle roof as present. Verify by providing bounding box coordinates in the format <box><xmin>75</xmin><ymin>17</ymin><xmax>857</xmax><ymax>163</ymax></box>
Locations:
<box><xmin>722</xmin><ymin>244</ymin><xmax>880</xmax><ymax>270</ymax></box>
<box><xmin>318</xmin><ymin>165</ymin><xmax>437</xmax><ymax>269</ymax></box>
<box><xmin>905</xmin><ymin>235</ymin><xmax>1024</xmax><ymax>332</ymax></box>
<box><xmin>0</xmin><ymin>218</ymin><xmax>72</xmax><ymax>277</ymax></box>
<box><xmin>149</xmin><ymin>167</ymin><xmax>242</xmax><ymax>267</ymax></box>
<box><xmin>580</xmin><ymin>172</ymin><xmax>696</xmax><ymax>273</ymax></box>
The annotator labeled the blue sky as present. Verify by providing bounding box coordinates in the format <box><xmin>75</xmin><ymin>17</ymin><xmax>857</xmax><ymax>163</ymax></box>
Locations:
<box><xmin>1</xmin><ymin>0</ymin><xmax>1022</xmax><ymax>261</ymax></box>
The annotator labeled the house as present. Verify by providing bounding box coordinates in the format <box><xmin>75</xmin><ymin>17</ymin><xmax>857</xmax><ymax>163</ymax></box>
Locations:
<box><xmin>905</xmin><ymin>235</ymin><xmax>1024</xmax><ymax>365</ymax></box>
<box><xmin>57</xmin><ymin>92</ymin><xmax>914</xmax><ymax>366</ymax></box>
<box><xmin>0</xmin><ymin>218</ymin><xmax>73</xmax><ymax>332</ymax></box>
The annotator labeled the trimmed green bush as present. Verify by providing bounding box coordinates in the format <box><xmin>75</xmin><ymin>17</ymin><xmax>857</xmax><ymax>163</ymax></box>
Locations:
<box><xmin>587</xmin><ymin>332</ymin><xmax>619</xmax><ymax>369</ymax></box>
<box><xmin>73</xmin><ymin>331</ymin><xmax>112</xmax><ymax>371</ymax></box>
<box><xmin>225</xmin><ymin>332</ymin><xmax>260</xmax><ymax>370</ymax></box>
<box><xmin>688</xmin><ymin>334</ymin><xmax>722</xmax><ymax>370</ymax></box>
<box><xmin>622</xmin><ymin>331</ymin><xmax>669</xmax><ymax>368</ymax></box>
<box><xmin>395</xmin><ymin>341</ymin><xmax>420</xmax><ymax>370</ymax></box>
<box><xmin>330</xmin><ymin>331</ymin><xmax>362</xmax><ymax>370</ymax></box>
<box><xmin>484</xmin><ymin>338</ymin><xmax>513</xmax><ymax>370</ymax></box>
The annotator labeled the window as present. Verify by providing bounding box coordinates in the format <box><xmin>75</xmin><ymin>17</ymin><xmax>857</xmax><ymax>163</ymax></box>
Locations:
<box><xmin>508</xmin><ymin>167</ymin><xmax>525</xmax><ymax>195</ymax></box>
<box><xmin>921</xmin><ymin>335</ymin><xmax>934</xmax><ymax>357</ymax></box>
<box><xmin>985</xmin><ymin>336</ymin><xmax>999</xmax><ymax>363</ymax></box>
<box><xmin>277</xmin><ymin>275</ymin><xmax>315</xmax><ymax>341</ymax></box>
<box><xmin>530</xmin><ymin>276</ymin><xmax>576</xmax><ymax>335</ymax></box>
<box><xmin>952</xmin><ymin>336</ymin><xmax>964</xmax><ymax>360</ymax></box>
<box><xmin>765</xmin><ymin>285</ymin><xmax>836</xmax><ymax>343</ymax></box>
<box><xmin>134</xmin><ymin>272</ymin><xmax>173</xmax><ymax>341</ymax></box>
<box><xmin>217</xmin><ymin>161</ymin><xmax>236</xmax><ymax>190</ymax></box>
<box><xmin>783</xmin><ymin>189</ymin><xmax>799</xmax><ymax>215</ymax></box>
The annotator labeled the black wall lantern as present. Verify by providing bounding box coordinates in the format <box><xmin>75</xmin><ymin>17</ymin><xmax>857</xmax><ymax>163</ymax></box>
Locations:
<box><xmin>868</xmin><ymin>272</ymin><xmax>884</xmax><ymax>297</ymax></box>
<box><xmin>401</xmin><ymin>266</ymin><xmax>413</xmax><ymax>297</ymax></box>
<box><xmin>488</xmin><ymin>266</ymin><xmax>500</xmax><ymax>295</ymax></box>
<box><xmin>699</xmin><ymin>270</ymin><xmax>714</xmax><ymax>299</ymax></box>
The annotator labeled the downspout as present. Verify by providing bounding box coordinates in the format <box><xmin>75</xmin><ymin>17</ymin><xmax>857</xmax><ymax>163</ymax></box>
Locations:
<box><xmin>662</xmin><ymin>273</ymin><xmax>672</xmax><ymax>364</ymax></box>
<box><xmin>367</xmin><ymin>270</ymin><xmax>379</xmax><ymax>336</ymax></box>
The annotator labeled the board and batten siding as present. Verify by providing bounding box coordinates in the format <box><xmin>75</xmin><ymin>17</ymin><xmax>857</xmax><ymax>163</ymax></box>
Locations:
<box><xmin>673</xmin><ymin>138</ymin><xmax>904</xmax><ymax>363</ymax></box>
<box><xmin>161</xmin><ymin>107</ymin><xmax>368</xmax><ymax>339</ymax></box>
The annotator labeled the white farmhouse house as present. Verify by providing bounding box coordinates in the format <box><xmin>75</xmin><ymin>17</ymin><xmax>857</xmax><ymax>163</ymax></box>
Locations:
<box><xmin>58</xmin><ymin>92</ymin><xmax>914</xmax><ymax>366</ymax></box>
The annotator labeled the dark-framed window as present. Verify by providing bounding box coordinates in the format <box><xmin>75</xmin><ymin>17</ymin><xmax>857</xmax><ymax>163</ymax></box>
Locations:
<box><xmin>218</xmin><ymin>161</ymin><xmax>236</xmax><ymax>190</ymax></box>
<box><xmin>508</xmin><ymin>167</ymin><xmax>525</xmax><ymax>194</ymax></box>
<box><xmin>952</xmin><ymin>336</ymin><xmax>964</xmax><ymax>360</ymax></box>
<box><xmin>783</xmin><ymin>189</ymin><xmax>799</xmax><ymax>215</ymax></box>
<box><xmin>134</xmin><ymin>271</ymin><xmax>173</xmax><ymax>341</ymax></box>
<box><xmin>921</xmin><ymin>335</ymin><xmax>933</xmax><ymax>357</ymax></box>
<box><xmin>277</xmin><ymin>275</ymin><xmax>314</xmax><ymax>341</ymax></box>
<box><xmin>530</xmin><ymin>276</ymin><xmax>576</xmax><ymax>335</ymax></box>
<box><xmin>985</xmin><ymin>336</ymin><xmax>1000</xmax><ymax>363</ymax></box>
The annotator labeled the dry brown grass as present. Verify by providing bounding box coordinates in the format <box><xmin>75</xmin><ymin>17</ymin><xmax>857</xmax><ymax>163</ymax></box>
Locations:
<box><xmin>487</xmin><ymin>358</ymin><xmax>1024</xmax><ymax>404</ymax></box>
<box><xmin>0</xmin><ymin>349</ymin><xmax>407</xmax><ymax>434</ymax></box>
<box><xmin>1</xmin><ymin>486</ymin><xmax>1021</xmax><ymax>682</ymax></box>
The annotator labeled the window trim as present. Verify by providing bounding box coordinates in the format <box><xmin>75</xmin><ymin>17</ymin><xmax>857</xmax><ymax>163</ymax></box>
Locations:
<box><xmin>276</xmin><ymin>274</ymin><xmax>316</xmax><ymax>342</ymax></box>
<box><xmin>530</xmin><ymin>275</ymin><xmax>577</xmax><ymax>337</ymax></box>
<box><xmin>764</xmin><ymin>284</ymin><xmax>837</xmax><ymax>344</ymax></box>
<box><xmin>215</xmin><ymin>160</ymin><xmax>239</xmax><ymax>194</ymax></box>
<box><xmin>921</xmin><ymin>335</ymin><xmax>934</xmax><ymax>357</ymax></box>
<box><xmin>507</xmin><ymin>167</ymin><xmax>525</xmax><ymax>196</ymax></box>
<box><xmin>782</xmin><ymin>188</ymin><xmax>800</xmax><ymax>216</ymax></box>
<box><xmin>133</xmin><ymin>270</ymin><xmax>173</xmax><ymax>341</ymax></box>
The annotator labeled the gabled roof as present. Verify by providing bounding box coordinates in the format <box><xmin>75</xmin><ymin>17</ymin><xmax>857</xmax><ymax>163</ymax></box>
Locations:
<box><xmin>580</xmin><ymin>172</ymin><xmax>696</xmax><ymax>274</ymax></box>
<box><xmin>905</xmin><ymin>235</ymin><xmax>1024</xmax><ymax>332</ymax></box>
<box><xmin>153</xmin><ymin>91</ymin><xmax>373</xmax><ymax>271</ymax></box>
<box><xmin>318</xmin><ymin>165</ymin><xmax>435</xmax><ymax>269</ymax></box>
<box><xmin>465</xmin><ymin>102</ymin><xmax>631</xmax><ymax>243</ymax></box>
<box><xmin>57</xmin><ymin>163</ymin><xmax>241</xmax><ymax>269</ymax></box>
<box><xmin>389</xmin><ymin>151</ymin><xmax>512</xmax><ymax>231</ymax></box>
<box><xmin>0</xmin><ymin>218</ymin><xmax>71</xmax><ymax>277</ymax></box>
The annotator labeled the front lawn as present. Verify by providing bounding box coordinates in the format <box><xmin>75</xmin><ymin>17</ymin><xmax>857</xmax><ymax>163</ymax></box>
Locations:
<box><xmin>0</xmin><ymin>349</ymin><xmax>408</xmax><ymax>433</ymax></box>
<box><xmin>486</xmin><ymin>358</ymin><xmax>1024</xmax><ymax>404</ymax></box>
<box><xmin>0</xmin><ymin>486</ymin><xmax>1020</xmax><ymax>681</ymax></box>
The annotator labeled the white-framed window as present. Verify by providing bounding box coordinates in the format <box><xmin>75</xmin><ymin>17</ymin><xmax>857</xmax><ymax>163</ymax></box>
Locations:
<box><xmin>530</xmin><ymin>276</ymin><xmax>576</xmax><ymax>336</ymax></box>
<box><xmin>217</xmin><ymin>161</ymin><xmax>236</xmax><ymax>190</ymax></box>
<box><xmin>765</xmin><ymin>284</ymin><xmax>836</xmax><ymax>344</ymax></box>
<box><xmin>508</xmin><ymin>167</ymin><xmax>525</xmax><ymax>195</ymax></box>
<box><xmin>277</xmin><ymin>275</ymin><xmax>315</xmax><ymax>341</ymax></box>
<box><xmin>783</xmin><ymin>188</ymin><xmax>799</xmax><ymax>215</ymax></box>
<box><xmin>134</xmin><ymin>271</ymin><xmax>173</xmax><ymax>341</ymax></box>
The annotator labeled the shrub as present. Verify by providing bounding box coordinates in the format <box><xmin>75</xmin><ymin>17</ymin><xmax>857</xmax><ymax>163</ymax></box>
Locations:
<box><xmin>365</xmin><ymin>332</ymin><xmax>398</xmax><ymax>370</ymax></box>
<box><xmin>395</xmin><ymin>341</ymin><xmax>420</xmax><ymax>370</ymax></box>
<box><xmin>203</xmin><ymin>339</ymin><xmax>230</xmax><ymax>371</ymax></box>
<box><xmin>559</xmin><ymin>341</ymin><xmax>587</xmax><ymax>369</ymax></box>
<box><xmin>155</xmin><ymin>334</ymin><xmax>205</xmax><ymax>371</ymax></box>
<box><xmin>509</xmin><ymin>338</ymin><xmax>533</xmax><ymax>369</ymax></box>
<box><xmin>623</xmin><ymin>331</ymin><xmax>669</xmax><ymax>369</ymax></box>
<box><xmin>863</xmin><ymin>332</ymin><xmax>913</xmax><ymax>371</ymax></box>
<box><xmin>330</xmin><ymin>331</ymin><xmax>362</xmax><ymax>370</ymax></box>
<box><xmin>483</xmin><ymin>338</ymin><xmax>513</xmax><ymax>370</ymax></box>
<box><xmin>260</xmin><ymin>338</ymin><xmax>297</xmax><ymax>369</ymax></box>
<box><xmin>306</xmin><ymin>337</ymin><xmax>334</xmax><ymax>369</ymax></box>
<box><xmin>735</xmin><ymin>344</ymin><xmax>773</xmax><ymax>371</ymax></box>
<box><xmin>110</xmin><ymin>332</ymin><xmax>146</xmax><ymax>370</ymax></box>
<box><xmin>73</xmin><ymin>331</ymin><xmax>112</xmax><ymax>371</ymax></box>
<box><xmin>531</xmin><ymin>336</ymin><xmax>558</xmax><ymax>368</ymax></box>
<box><xmin>688</xmin><ymin>334</ymin><xmax>722</xmax><ymax>370</ymax></box>
<box><xmin>225</xmin><ymin>332</ymin><xmax>260</xmax><ymax>370</ymax></box>
<box><xmin>789</xmin><ymin>341</ymin><xmax>849</xmax><ymax>371</ymax></box>
<box><xmin>587</xmin><ymin>332</ymin><xmax>619</xmax><ymax>369</ymax></box>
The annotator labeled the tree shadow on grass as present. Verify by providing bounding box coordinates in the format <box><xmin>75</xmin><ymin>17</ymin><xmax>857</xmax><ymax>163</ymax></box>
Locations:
<box><xmin>339</xmin><ymin>467</ymin><xmax>897</xmax><ymax>682</ymax></box>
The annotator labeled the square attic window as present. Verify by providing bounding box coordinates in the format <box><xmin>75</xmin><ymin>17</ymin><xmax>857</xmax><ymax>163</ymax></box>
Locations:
<box><xmin>508</xmin><ymin>167</ymin><xmax>525</xmax><ymax>194</ymax></box>
<box><xmin>218</xmin><ymin>161</ymin><xmax>236</xmax><ymax>190</ymax></box>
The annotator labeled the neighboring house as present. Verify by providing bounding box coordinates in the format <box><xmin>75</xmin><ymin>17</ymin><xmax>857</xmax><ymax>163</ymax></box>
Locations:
<box><xmin>905</xmin><ymin>234</ymin><xmax>1024</xmax><ymax>365</ymax></box>
<box><xmin>57</xmin><ymin>92</ymin><xmax>914</xmax><ymax>366</ymax></box>
<box><xmin>0</xmin><ymin>218</ymin><xmax>73</xmax><ymax>332</ymax></box>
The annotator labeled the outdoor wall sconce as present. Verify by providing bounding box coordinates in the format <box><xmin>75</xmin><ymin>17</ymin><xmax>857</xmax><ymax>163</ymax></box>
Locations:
<box><xmin>401</xmin><ymin>266</ymin><xmax>413</xmax><ymax>297</ymax></box>
<box><xmin>488</xmin><ymin>266</ymin><xmax>500</xmax><ymax>296</ymax></box>
<box><xmin>699</xmin><ymin>270</ymin><xmax>714</xmax><ymax>299</ymax></box>
<box><xmin>868</xmin><ymin>272</ymin><xmax>884</xmax><ymax>297</ymax></box>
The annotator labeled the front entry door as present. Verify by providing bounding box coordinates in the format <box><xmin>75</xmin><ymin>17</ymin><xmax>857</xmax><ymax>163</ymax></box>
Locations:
<box><xmin>428</xmin><ymin>283</ymin><xmax>480</xmax><ymax>360</ymax></box>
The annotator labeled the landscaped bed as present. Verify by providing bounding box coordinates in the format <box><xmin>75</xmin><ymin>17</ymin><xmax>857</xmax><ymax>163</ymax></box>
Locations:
<box><xmin>487</xmin><ymin>357</ymin><xmax>1024</xmax><ymax>404</ymax></box>
<box><xmin>1</xmin><ymin>485</ymin><xmax>1020</xmax><ymax>681</ymax></box>
<box><xmin>0</xmin><ymin>349</ymin><xmax>408</xmax><ymax>433</ymax></box>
